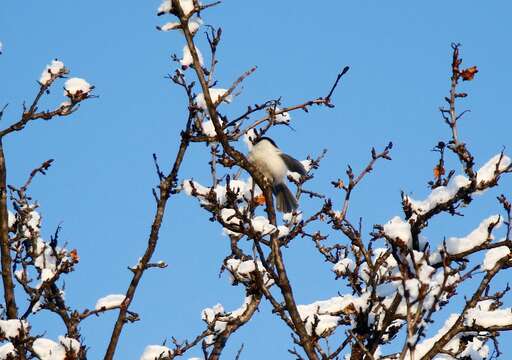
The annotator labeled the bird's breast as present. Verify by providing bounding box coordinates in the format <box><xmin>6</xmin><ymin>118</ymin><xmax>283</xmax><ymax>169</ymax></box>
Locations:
<box><xmin>248</xmin><ymin>149</ymin><xmax>287</xmax><ymax>183</ymax></box>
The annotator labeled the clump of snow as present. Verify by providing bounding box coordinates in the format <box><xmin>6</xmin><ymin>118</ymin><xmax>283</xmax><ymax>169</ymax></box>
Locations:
<box><xmin>64</xmin><ymin>78</ymin><xmax>92</xmax><ymax>96</ymax></box>
<box><xmin>0</xmin><ymin>343</ymin><xmax>15</xmax><ymax>358</ymax></box>
<box><xmin>0</xmin><ymin>319</ymin><xmax>28</xmax><ymax>339</ymax></box>
<box><xmin>466</xmin><ymin>307</ymin><xmax>512</xmax><ymax>328</ymax></box>
<box><xmin>159</xmin><ymin>21</ymin><xmax>180</xmax><ymax>31</ymax></box>
<box><xmin>95</xmin><ymin>294</ymin><xmax>126</xmax><ymax>310</ymax></box>
<box><xmin>383</xmin><ymin>216</ymin><xmax>412</xmax><ymax>248</ymax></box>
<box><xmin>405</xmin><ymin>314</ymin><xmax>459</xmax><ymax>359</ymax></box>
<box><xmin>444</xmin><ymin>215</ymin><xmax>501</xmax><ymax>255</ymax></box>
<box><xmin>140</xmin><ymin>345</ymin><xmax>172</xmax><ymax>360</ymax></box>
<box><xmin>181</xmin><ymin>44</ymin><xmax>204</xmax><ymax>68</ymax></box>
<box><xmin>476</xmin><ymin>153</ymin><xmax>511</xmax><ymax>184</ymax></box>
<box><xmin>220</xmin><ymin>209</ymin><xmax>241</xmax><ymax>226</ymax></box>
<box><xmin>250</xmin><ymin>216</ymin><xmax>276</xmax><ymax>235</ymax></box>
<box><xmin>333</xmin><ymin>258</ymin><xmax>355</xmax><ymax>276</ymax></box>
<box><xmin>482</xmin><ymin>246</ymin><xmax>510</xmax><ymax>271</ymax></box>
<box><xmin>203</xmin><ymin>296</ymin><xmax>253</xmax><ymax>345</ymax></box>
<box><xmin>220</xmin><ymin>208</ymin><xmax>242</xmax><ymax>236</ymax></box>
<box><xmin>157</xmin><ymin>0</ymin><xmax>196</xmax><ymax>16</ymax></box>
<box><xmin>283</xmin><ymin>211</ymin><xmax>302</xmax><ymax>224</ymax></box>
<box><xmin>182</xmin><ymin>179</ymin><xmax>210</xmax><ymax>198</ymax></box>
<box><xmin>270</xmin><ymin>107</ymin><xmax>291</xmax><ymax>124</ymax></box>
<box><xmin>58</xmin><ymin>336</ymin><xmax>81</xmax><ymax>353</ymax></box>
<box><xmin>201</xmin><ymin>120</ymin><xmax>216</xmax><ymax>137</ymax></box>
<box><xmin>225</xmin><ymin>258</ymin><xmax>274</xmax><ymax>286</ymax></box>
<box><xmin>195</xmin><ymin>88</ymin><xmax>232</xmax><ymax>111</ymax></box>
<box><xmin>182</xmin><ymin>178</ymin><xmax>255</xmax><ymax>208</ymax></box>
<box><xmin>277</xmin><ymin>225</ymin><xmax>289</xmax><ymax>238</ymax></box>
<box><xmin>34</xmin><ymin>238</ymin><xmax>56</xmax><ymax>271</ymax></box>
<box><xmin>32</xmin><ymin>338</ymin><xmax>66</xmax><ymax>360</ymax></box>
<box><xmin>39</xmin><ymin>59</ymin><xmax>65</xmax><ymax>85</ymax></box>
<box><xmin>159</xmin><ymin>18</ymin><xmax>202</xmax><ymax>33</ymax></box>
<box><xmin>187</xmin><ymin>18</ymin><xmax>203</xmax><ymax>34</ymax></box>
<box><xmin>202</xmin><ymin>303</ymin><xmax>224</xmax><ymax>323</ymax></box>
<box><xmin>297</xmin><ymin>295</ymin><xmax>369</xmax><ymax>337</ymax></box>
<box><xmin>24</xmin><ymin>209</ymin><xmax>41</xmax><ymax>236</ymax></box>
<box><xmin>7</xmin><ymin>210</ymin><xmax>15</xmax><ymax>227</ymax></box>
<box><xmin>405</xmin><ymin>175</ymin><xmax>471</xmax><ymax>216</ymax></box>
<box><xmin>40</xmin><ymin>268</ymin><xmax>56</xmax><ymax>283</ymax></box>
<box><xmin>458</xmin><ymin>337</ymin><xmax>489</xmax><ymax>360</ymax></box>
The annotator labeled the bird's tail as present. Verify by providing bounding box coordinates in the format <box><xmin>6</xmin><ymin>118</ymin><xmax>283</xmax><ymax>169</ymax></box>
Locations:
<box><xmin>273</xmin><ymin>183</ymin><xmax>298</xmax><ymax>213</ymax></box>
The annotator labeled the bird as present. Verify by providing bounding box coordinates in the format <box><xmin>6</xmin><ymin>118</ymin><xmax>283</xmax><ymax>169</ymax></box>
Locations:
<box><xmin>248</xmin><ymin>137</ymin><xmax>307</xmax><ymax>213</ymax></box>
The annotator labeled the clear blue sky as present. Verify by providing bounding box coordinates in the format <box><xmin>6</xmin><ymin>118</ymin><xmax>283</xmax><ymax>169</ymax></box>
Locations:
<box><xmin>1</xmin><ymin>1</ymin><xmax>511</xmax><ymax>359</ymax></box>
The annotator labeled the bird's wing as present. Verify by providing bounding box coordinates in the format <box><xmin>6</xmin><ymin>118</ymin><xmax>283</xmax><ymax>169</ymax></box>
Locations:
<box><xmin>280</xmin><ymin>153</ymin><xmax>307</xmax><ymax>176</ymax></box>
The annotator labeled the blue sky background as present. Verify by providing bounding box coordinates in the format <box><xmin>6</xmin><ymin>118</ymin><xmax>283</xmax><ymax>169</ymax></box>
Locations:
<box><xmin>1</xmin><ymin>1</ymin><xmax>511</xmax><ymax>359</ymax></box>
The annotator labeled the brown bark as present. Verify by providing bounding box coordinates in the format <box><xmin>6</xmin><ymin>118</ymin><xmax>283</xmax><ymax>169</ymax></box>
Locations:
<box><xmin>0</xmin><ymin>139</ymin><xmax>17</xmax><ymax>319</ymax></box>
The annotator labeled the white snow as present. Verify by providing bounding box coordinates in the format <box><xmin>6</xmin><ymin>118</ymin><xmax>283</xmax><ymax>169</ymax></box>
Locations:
<box><xmin>333</xmin><ymin>258</ymin><xmax>355</xmax><ymax>276</ymax></box>
<box><xmin>297</xmin><ymin>294</ymin><xmax>370</xmax><ymax>337</ymax></box>
<box><xmin>220</xmin><ymin>208</ymin><xmax>240</xmax><ymax>226</ymax></box>
<box><xmin>39</xmin><ymin>59</ymin><xmax>65</xmax><ymax>85</ymax></box>
<box><xmin>203</xmin><ymin>296</ymin><xmax>253</xmax><ymax>345</ymax></box>
<box><xmin>0</xmin><ymin>343</ymin><xmax>15</xmax><ymax>358</ymax></box>
<box><xmin>466</xmin><ymin>307</ymin><xmax>512</xmax><ymax>328</ymax></box>
<box><xmin>283</xmin><ymin>211</ymin><xmax>302</xmax><ymax>224</ymax></box>
<box><xmin>187</xmin><ymin>18</ymin><xmax>203</xmax><ymax>34</ymax></box>
<box><xmin>64</xmin><ymin>78</ymin><xmax>91</xmax><ymax>96</ymax></box>
<box><xmin>157</xmin><ymin>0</ymin><xmax>195</xmax><ymax>16</ymax></box>
<box><xmin>0</xmin><ymin>319</ymin><xmax>28</xmax><ymax>339</ymax></box>
<box><xmin>383</xmin><ymin>216</ymin><xmax>412</xmax><ymax>247</ymax></box>
<box><xmin>405</xmin><ymin>314</ymin><xmax>459</xmax><ymax>359</ymax></box>
<box><xmin>195</xmin><ymin>88</ymin><xmax>232</xmax><ymax>111</ymax></box>
<box><xmin>277</xmin><ymin>225</ymin><xmax>289</xmax><ymax>238</ymax></box>
<box><xmin>26</xmin><ymin>209</ymin><xmax>41</xmax><ymax>233</ymax></box>
<box><xmin>34</xmin><ymin>238</ymin><xmax>57</xmax><ymax>271</ymax></box>
<box><xmin>444</xmin><ymin>215</ymin><xmax>501</xmax><ymax>255</ymax></box>
<box><xmin>202</xmin><ymin>303</ymin><xmax>224</xmax><ymax>323</ymax></box>
<box><xmin>157</xmin><ymin>0</ymin><xmax>172</xmax><ymax>14</ymax></box>
<box><xmin>159</xmin><ymin>18</ymin><xmax>203</xmax><ymax>33</ymax></box>
<box><xmin>482</xmin><ymin>246</ymin><xmax>510</xmax><ymax>271</ymax></box>
<box><xmin>405</xmin><ymin>175</ymin><xmax>471</xmax><ymax>216</ymax></box>
<box><xmin>271</xmin><ymin>107</ymin><xmax>291</xmax><ymax>124</ymax></box>
<box><xmin>58</xmin><ymin>336</ymin><xmax>80</xmax><ymax>353</ymax></box>
<box><xmin>182</xmin><ymin>179</ymin><xmax>209</xmax><ymax>198</ymax></box>
<box><xmin>250</xmin><ymin>216</ymin><xmax>276</xmax><ymax>235</ymax></box>
<box><xmin>476</xmin><ymin>153</ymin><xmax>511</xmax><ymax>184</ymax></box>
<box><xmin>32</xmin><ymin>338</ymin><xmax>66</xmax><ymax>360</ymax></box>
<box><xmin>182</xmin><ymin>178</ymin><xmax>255</xmax><ymax>208</ymax></box>
<box><xmin>181</xmin><ymin>44</ymin><xmax>204</xmax><ymax>68</ymax></box>
<box><xmin>224</xmin><ymin>258</ymin><xmax>273</xmax><ymax>286</ymax></box>
<box><xmin>95</xmin><ymin>294</ymin><xmax>126</xmax><ymax>310</ymax></box>
<box><xmin>201</xmin><ymin>120</ymin><xmax>216</xmax><ymax>137</ymax></box>
<box><xmin>406</xmin><ymin>153</ymin><xmax>511</xmax><ymax>216</ymax></box>
<box><xmin>41</xmin><ymin>268</ymin><xmax>56</xmax><ymax>283</ymax></box>
<box><xmin>140</xmin><ymin>345</ymin><xmax>172</xmax><ymax>360</ymax></box>
<box><xmin>159</xmin><ymin>22</ymin><xmax>180</xmax><ymax>31</ymax></box>
<box><xmin>458</xmin><ymin>337</ymin><xmax>489</xmax><ymax>360</ymax></box>
<box><xmin>7</xmin><ymin>210</ymin><xmax>15</xmax><ymax>227</ymax></box>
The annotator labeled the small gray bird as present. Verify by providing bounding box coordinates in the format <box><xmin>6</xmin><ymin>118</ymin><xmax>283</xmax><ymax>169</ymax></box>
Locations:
<box><xmin>248</xmin><ymin>137</ymin><xmax>306</xmax><ymax>213</ymax></box>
